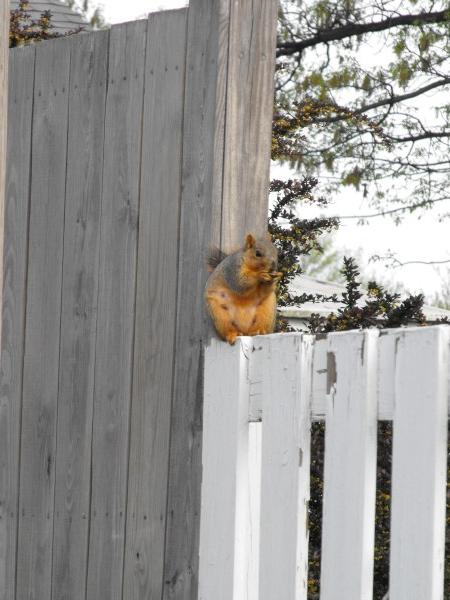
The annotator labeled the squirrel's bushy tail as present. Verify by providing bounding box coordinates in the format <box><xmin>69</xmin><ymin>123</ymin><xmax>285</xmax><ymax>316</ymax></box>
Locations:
<box><xmin>207</xmin><ymin>247</ymin><xmax>228</xmax><ymax>271</ymax></box>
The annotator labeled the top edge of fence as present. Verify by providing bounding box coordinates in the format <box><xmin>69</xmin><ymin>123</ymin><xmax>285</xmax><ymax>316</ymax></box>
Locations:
<box><xmin>205</xmin><ymin>326</ymin><xmax>450</xmax><ymax>422</ymax></box>
<box><xmin>9</xmin><ymin>13</ymin><xmax>193</xmax><ymax>56</ymax></box>
<box><xmin>206</xmin><ymin>323</ymin><xmax>450</xmax><ymax>349</ymax></box>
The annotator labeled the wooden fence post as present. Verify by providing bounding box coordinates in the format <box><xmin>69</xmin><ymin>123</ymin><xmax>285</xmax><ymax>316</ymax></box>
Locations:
<box><xmin>163</xmin><ymin>1</ymin><xmax>278</xmax><ymax>598</ymax></box>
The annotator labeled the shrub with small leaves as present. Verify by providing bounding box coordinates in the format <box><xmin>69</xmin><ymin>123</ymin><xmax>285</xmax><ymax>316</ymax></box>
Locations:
<box><xmin>307</xmin><ymin>257</ymin><xmax>426</xmax><ymax>334</ymax></box>
<box><xmin>9</xmin><ymin>0</ymin><xmax>83</xmax><ymax>47</ymax></box>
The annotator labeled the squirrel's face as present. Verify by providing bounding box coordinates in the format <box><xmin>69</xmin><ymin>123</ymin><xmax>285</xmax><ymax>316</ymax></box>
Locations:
<box><xmin>243</xmin><ymin>233</ymin><xmax>278</xmax><ymax>274</ymax></box>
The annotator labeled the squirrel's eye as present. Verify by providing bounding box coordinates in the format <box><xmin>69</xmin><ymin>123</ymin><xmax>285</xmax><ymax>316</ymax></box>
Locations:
<box><xmin>255</xmin><ymin>250</ymin><xmax>262</xmax><ymax>258</ymax></box>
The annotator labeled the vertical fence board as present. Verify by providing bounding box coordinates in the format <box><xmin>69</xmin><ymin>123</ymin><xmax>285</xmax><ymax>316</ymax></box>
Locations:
<box><xmin>51</xmin><ymin>30</ymin><xmax>108</xmax><ymax>600</ymax></box>
<box><xmin>162</xmin><ymin>1</ymin><xmax>229</xmax><ymax>596</ymax></box>
<box><xmin>163</xmin><ymin>1</ymin><xmax>278</xmax><ymax>596</ymax></box>
<box><xmin>0</xmin><ymin>9</ymin><xmax>8</xmax><ymax>587</ymax></box>
<box><xmin>389</xmin><ymin>327</ymin><xmax>449</xmax><ymax>600</ymax></box>
<box><xmin>123</xmin><ymin>10</ymin><xmax>186</xmax><ymax>600</ymax></box>
<box><xmin>320</xmin><ymin>330</ymin><xmax>379</xmax><ymax>600</ymax></box>
<box><xmin>221</xmin><ymin>0</ymin><xmax>278</xmax><ymax>246</ymax></box>
<box><xmin>86</xmin><ymin>21</ymin><xmax>146</xmax><ymax>600</ymax></box>
<box><xmin>199</xmin><ymin>337</ymin><xmax>253</xmax><ymax>600</ymax></box>
<box><xmin>0</xmin><ymin>0</ymin><xmax>8</xmax><ymax>349</ymax></box>
<box><xmin>0</xmin><ymin>45</ymin><xmax>35</xmax><ymax>600</ymax></box>
<box><xmin>16</xmin><ymin>37</ymin><xmax>71</xmax><ymax>600</ymax></box>
<box><xmin>258</xmin><ymin>334</ymin><xmax>313</xmax><ymax>600</ymax></box>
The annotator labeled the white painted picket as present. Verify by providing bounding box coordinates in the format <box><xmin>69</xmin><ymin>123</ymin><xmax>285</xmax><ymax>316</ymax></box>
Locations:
<box><xmin>200</xmin><ymin>337</ymin><xmax>254</xmax><ymax>600</ymax></box>
<box><xmin>258</xmin><ymin>334</ymin><xmax>313</xmax><ymax>600</ymax></box>
<box><xmin>389</xmin><ymin>327</ymin><xmax>449</xmax><ymax>600</ymax></box>
<box><xmin>320</xmin><ymin>330</ymin><xmax>378</xmax><ymax>600</ymax></box>
<box><xmin>200</xmin><ymin>326</ymin><xmax>450</xmax><ymax>600</ymax></box>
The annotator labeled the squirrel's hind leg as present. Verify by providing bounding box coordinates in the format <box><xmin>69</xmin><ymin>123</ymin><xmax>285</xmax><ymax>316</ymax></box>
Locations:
<box><xmin>247</xmin><ymin>292</ymin><xmax>277</xmax><ymax>336</ymax></box>
<box><xmin>205</xmin><ymin>294</ymin><xmax>242</xmax><ymax>345</ymax></box>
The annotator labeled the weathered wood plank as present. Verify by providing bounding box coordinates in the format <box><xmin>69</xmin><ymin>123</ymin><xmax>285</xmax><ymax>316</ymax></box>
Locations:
<box><xmin>221</xmin><ymin>0</ymin><xmax>278</xmax><ymax>247</ymax></box>
<box><xmin>320</xmin><ymin>330</ymin><xmax>379</xmax><ymax>600</ymax></box>
<box><xmin>199</xmin><ymin>337</ymin><xmax>254</xmax><ymax>599</ymax></box>
<box><xmin>15</xmin><ymin>37</ymin><xmax>71</xmax><ymax>600</ymax></box>
<box><xmin>162</xmin><ymin>1</ymin><xmax>229</xmax><ymax>596</ymax></box>
<box><xmin>51</xmin><ymin>30</ymin><xmax>108</xmax><ymax>600</ymax></box>
<box><xmin>258</xmin><ymin>334</ymin><xmax>313</xmax><ymax>600</ymax></box>
<box><xmin>123</xmin><ymin>10</ymin><xmax>187</xmax><ymax>600</ymax></box>
<box><xmin>0</xmin><ymin>44</ymin><xmax>35</xmax><ymax>600</ymax></box>
<box><xmin>163</xmin><ymin>1</ymin><xmax>278</xmax><ymax>596</ymax></box>
<box><xmin>86</xmin><ymin>20</ymin><xmax>146</xmax><ymax>600</ymax></box>
<box><xmin>0</xmin><ymin>0</ymin><xmax>8</xmax><ymax>348</ymax></box>
<box><xmin>389</xmin><ymin>327</ymin><xmax>449</xmax><ymax>599</ymax></box>
<box><xmin>0</xmin><ymin>9</ymin><xmax>9</xmax><ymax>588</ymax></box>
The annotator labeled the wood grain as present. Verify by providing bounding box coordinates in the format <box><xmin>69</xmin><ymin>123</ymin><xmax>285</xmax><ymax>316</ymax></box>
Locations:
<box><xmin>123</xmin><ymin>10</ymin><xmax>187</xmax><ymax>600</ymax></box>
<box><xmin>15</xmin><ymin>37</ymin><xmax>71</xmax><ymax>600</ymax></box>
<box><xmin>163</xmin><ymin>2</ymin><xmax>278</xmax><ymax>597</ymax></box>
<box><xmin>3</xmin><ymin>5</ymin><xmax>279</xmax><ymax>596</ymax></box>
<box><xmin>162</xmin><ymin>2</ymin><xmax>227</xmax><ymax>597</ymax></box>
<box><xmin>51</xmin><ymin>30</ymin><xmax>108</xmax><ymax>600</ymax></box>
<box><xmin>0</xmin><ymin>0</ymin><xmax>9</xmax><ymax>346</ymax></box>
<box><xmin>221</xmin><ymin>0</ymin><xmax>278</xmax><ymax>249</ymax></box>
<box><xmin>86</xmin><ymin>21</ymin><xmax>146</xmax><ymax>600</ymax></box>
<box><xmin>0</xmin><ymin>44</ymin><xmax>35</xmax><ymax>600</ymax></box>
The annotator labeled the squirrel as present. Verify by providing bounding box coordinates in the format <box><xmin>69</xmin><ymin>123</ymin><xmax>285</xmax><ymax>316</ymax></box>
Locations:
<box><xmin>204</xmin><ymin>233</ymin><xmax>282</xmax><ymax>344</ymax></box>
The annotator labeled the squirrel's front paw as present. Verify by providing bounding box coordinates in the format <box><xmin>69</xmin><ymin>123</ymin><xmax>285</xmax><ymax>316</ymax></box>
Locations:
<box><xmin>225</xmin><ymin>331</ymin><xmax>239</xmax><ymax>345</ymax></box>
<box><xmin>259</xmin><ymin>272</ymin><xmax>273</xmax><ymax>283</ymax></box>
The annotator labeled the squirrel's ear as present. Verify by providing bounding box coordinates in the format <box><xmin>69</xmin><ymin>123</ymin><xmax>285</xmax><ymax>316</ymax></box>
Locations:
<box><xmin>245</xmin><ymin>233</ymin><xmax>256</xmax><ymax>249</ymax></box>
<box><xmin>266</xmin><ymin>232</ymin><xmax>272</xmax><ymax>241</ymax></box>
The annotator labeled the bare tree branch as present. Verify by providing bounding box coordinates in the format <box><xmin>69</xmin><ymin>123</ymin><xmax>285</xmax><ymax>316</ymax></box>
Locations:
<box><xmin>371</xmin><ymin>254</ymin><xmax>450</xmax><ymax>268</ymax></box>
<box><xmin>276</xmin><ymin>9</ymin><xmax>450</xmax><ymax>57</ymax></box>
<box><xmin>318</xmin><ymin>77</ymin><xmax>450</xmax><ymax>124</ymax></box>
<box><xmin>335</xmin><ymin>197</ymin><xmax>449</xmax><ymax>220</ymax></box>
<box><xmin>389</xmin><ymin>131</ymin><xmax>450</xmax><ymax>142</ymax></box>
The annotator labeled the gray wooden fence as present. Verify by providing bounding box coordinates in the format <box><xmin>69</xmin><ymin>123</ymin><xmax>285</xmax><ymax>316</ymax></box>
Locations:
<box><xmin>0</xmin><ymin>1</ymin><xmax>277</xmax><ymax>599</ymax></box>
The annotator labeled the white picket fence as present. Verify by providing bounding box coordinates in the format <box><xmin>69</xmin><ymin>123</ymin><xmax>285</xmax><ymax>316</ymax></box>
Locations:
<box><xmin>199</xmin><ymin>326</ymin><xmax>450</xmax><ymax>600</ymax></box>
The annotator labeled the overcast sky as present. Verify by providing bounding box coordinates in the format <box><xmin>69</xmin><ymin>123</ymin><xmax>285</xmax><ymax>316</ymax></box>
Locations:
<box><xmin>98</xmin><ymin>0</ymin><xmax>450</xmax><ymax>299</ymax></box>
<box><xmin>100</xmin><ymin>0</ymin><xmax>187</xmax><ymax>22</ymax></box>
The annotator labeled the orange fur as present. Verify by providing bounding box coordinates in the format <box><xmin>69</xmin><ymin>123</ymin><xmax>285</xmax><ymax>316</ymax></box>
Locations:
<box><xmin>205</xmin><ymin>233</ymin><xmax>281</xmax><ymax>344</ymax></box>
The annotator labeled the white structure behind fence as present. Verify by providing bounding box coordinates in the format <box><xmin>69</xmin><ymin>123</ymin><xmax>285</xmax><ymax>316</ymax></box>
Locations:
<box><xmin>200</xmin><ymin>327</ymin><xmax>449</xmax><ymax>600</ymax></box>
